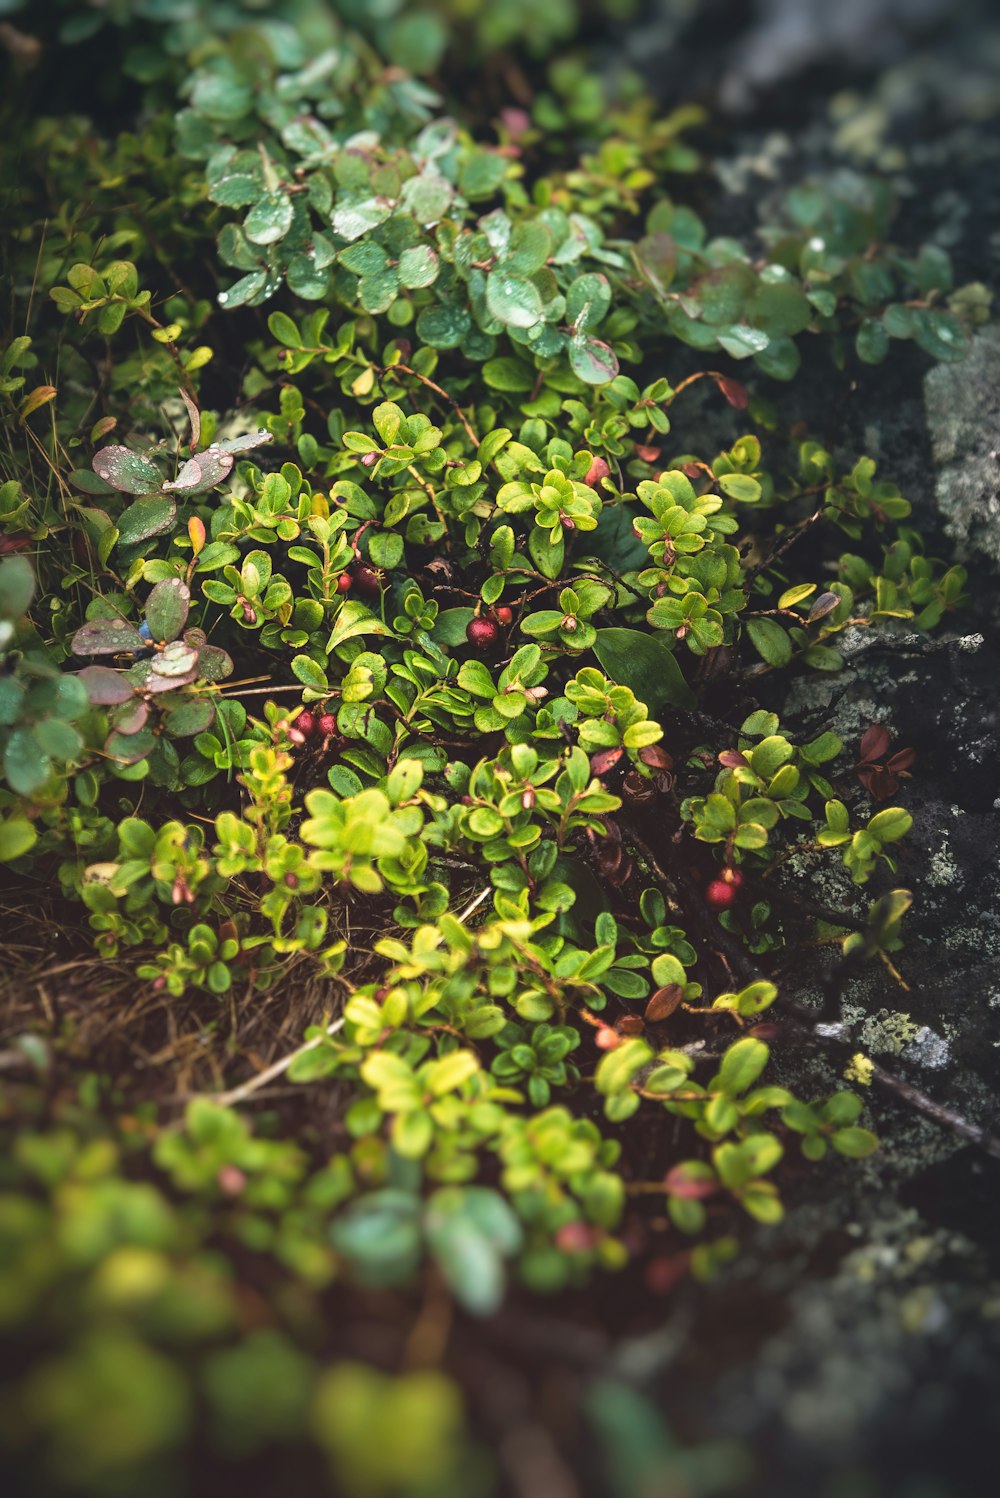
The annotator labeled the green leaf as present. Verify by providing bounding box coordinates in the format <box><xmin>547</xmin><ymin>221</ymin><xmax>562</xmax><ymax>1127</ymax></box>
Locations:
<box><xmin>327</xmin><ymin>600</ymin><xmax>394</xmax><ymax>652</ymax></box>
<box><xmin>485</xmin><ymin>271</ymin><xmax>543</xmax><ymax>329</ymax></box>
<box><xmin>831</xmin><ymin>1127</ymin><xmax>879</xmax><ymax>1158</ymax></box>
<box><xmin>569</xmin><ymin>335</ymin><xmax>618</xmax><ymax>385</ymax></box>
<box><xmin>161</xmin><ymin>698</ymin><xmax>215</xmax><ymax>737</ymax></box>
<box><xmin>432</xmin><ymin>607</ymin><xmax>475</xmax><ymax>645</ymax></box>
<box><xmin>717</xmin><ymin>473</ymin><xmax>761</xmax><ymax>502</ymax></box>
<box><xmin>482</xmin><ymin>358</ymin><xmax>533</xmax><ymax>393</ymax></box>
<box><xmin>218</xmin><ymin>271</ymin><xmax>269</xmax><ymax>309</ymax></box>
<box><xmin>392</xmin><ymin>1109</ymin><xmax>433</xmax><ymax>1159</ymax></box>
<box><xmin>244</xmin><ymin>191</ymin><xmax>293</xmax><ymax>246</ymax></box>
<box><xmin>425</xmin><ymin>1212</ymin><xmax>504</xmax><ymax>1316</ymax></box>
<box><xmin>593</xmin><ymin>628</ymin><xmax>695</xmax><ymax>712</ymax></box>
<box><xmin>868</xmin><ymin>807</ymin><xmax>912</xmax><ymax>844</ymax></box>
<box><xmin>856</xmin><ymin>318</ymin><xmax>890</xmax><ymax>364</ymax></box>
<box><xmin>397</xmin><ymin>245</ymin><xmax>439</xmax><ymax>289</ymax></box>
<box><xmin>506</xmin><ymin>222</ymin><xmax>551</xmax><ymax>277</ymax></box>
<box><xmin>33</xmin><ymin>718</ymin><xmax>82</xmax><ymax>760</ymax></box>
<box><xmin>4</xmin><ymin>727</ymin><xmax>49</xmax><ymax>794</ymax></box>
<box><xmin>754</xmin><ymin>337</ymin><xmax>801</xmax><ymax>380</ymax></box>
<box><xmin>92</xmin><ymin>446</ymin><xmax>162</xmax><ymax>495</ymax></box>
<box><xmin>566</xmin><ymin>273</ymin><xmax>611</xmax><ymax>333</ymax></box>
<box><xmin>745</xmin><ymin>617</ymin><xmax>793</xmax><ymax>668</ymax></box>
<box><xmin>116</xmin><ymin>496</ymin><xmax>177</xmax><ymax>548</ymax></box>
<box><xmin>424</xmin><ymin>1050</ymin><xmax>479</xmax><ymax>1096</ymax></box>
<box><xmin>330</xmin><ymin>1190</ymin><xmax>422</xmax><ymax>1287</ymax></box>
<box><xmin>191</xmin><ymin>72</ymin><xmax>252</xmax><ymax>121</ymax></box>
<box><xmin>716</xmin><ymin>324</ymin><xmax>770</xmax><ymax>359</ymax></box>
<box><xmin>0</xmin><ymin>816</ymin><xmax>37</xmax><ymax>861</ymax></box>
<box><xmin>267</xmin><ymin>311</ymin><xmax>302</xmax><ymax>348</ymax></box>
<box><xmin>71</xmin><ymin>617</ymin><xmax>146</xmax><ymax>656</ymax></box>
<box><xmin>747</xmin><ymin>280</ymin><xmax>811</xmax><ymax>337</ymax></box>
<box><xmin>144</xmin><ymin>579</ymin><xmax>190</xmax><ymax>643</ymax></box>
<box><xmin>416</xmin><ymin>303</ymin><xmax>470</xmax><ymax>349</ymax></box>
<box><xmin>712</xmin><ymin>1037</ymin><xmax>769</xmax><ymax>1096</ymax></box>
<box><xmin>0</xmin><ymin>555</ymin><xmax>35</xmax><ymax>620</ymax></box>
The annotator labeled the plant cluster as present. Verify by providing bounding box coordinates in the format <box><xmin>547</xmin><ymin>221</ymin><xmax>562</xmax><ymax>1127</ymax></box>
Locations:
<box><xmin>0</xmin><ymin>0</ymin><xmax>979</xmax><ymax>1490</ymax></box>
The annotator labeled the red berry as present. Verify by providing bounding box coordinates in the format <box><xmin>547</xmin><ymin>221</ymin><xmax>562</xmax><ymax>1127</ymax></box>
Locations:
<box><xmin>705</xmin><ymin>879</ymin><xmax>736</xmax><ymax>910</ymax></box>
<box><xmin>336</xmin><ymin>572</ymin><xmax>352</xmax><ymax>593</ymax></box>
<box><xmin>494</xmin><ymin>605</ymin><xmax>513</xmax><ymax>626</ymax></box>
<box><xmin>721</xmin><ymin>867</ymin><xmax>744</xmax><ymax>889</ymax></box>
<box><xmin>317</xmin><ymin>712</ymin><xmax>337</xmax><ymax>738</ymax></box>
<box><xmin>466</xmin><ymin>616</ymin><xmax>502</xmax><ymax>652</ymax></box>
<box><xmin>293</xmin><ymin>711</ymin><xmax>317</xmax><ymax>738</ymax></box>
<box><xmin>556</xmin><ymin>1221</ymin><xmax>595</xmax><ymax>1254</ymax></box>
<box><xmin>351</xmin><ymin>563</ymin><xmax>383</xmax><ymax>597</ymax></box>
<box><xmin>216</xmin><ymin>1166</ymin><xmax>247</xmax><ymax>1197</ymax></box>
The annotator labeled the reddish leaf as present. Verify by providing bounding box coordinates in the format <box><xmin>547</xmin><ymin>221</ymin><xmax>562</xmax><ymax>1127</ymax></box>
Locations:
<box><xmin>606</xmin><ymin>855</ymin><xmax>634</xmax><ymax>888</ymax></box>
<box><xmin>590</xmin><ymin>746</ymin><xmax>623</xmax><ymax>776</ymax></box>
<box><xmin>645</xmin><ymin>984</ymin><xmax>684</xmax><ymax>1023</ymax></box>
<box><xmin>859</xmin><ymin>724</ymin><xmax>891</xmax><ymax>764</ymax></box>
<box><xmin>616</xmin><ymin>1016</ymin><xmax>646</xmax><ymax>1037</ymax></box>
<box><xmin>663</xmin><ymin>1164</ymin><xmax>718</xmax><ymax>1200</ymax></box>
<box><xmin>860</xmin><ymin>766</ymin><xmax>899</xmax><ymax>801</ymax></box>
<box><xmin>110</xmin><ymin>698</ymin><xmax>151</xmax><ymax>735</ymax></box>
<box><xmin>807</xmin><ymin>591</ymin><xmax>840</xmax><ymax>623</ymax></box>
<box><xmin>179</xmin><ymin>387</ymin><xmax>201</xmax><ymax>452</ymax></box>
<box><xmin>715</xmin><ymin>376</ymin><xmax>749</xmax><ymax>409</ymax></box>
<box><xmin>638</xmin><ymin>744</ymin><xmax>674</xmax><ymax>771</ymax></box>
<box><xmin>644</xmin><ymin>1253</ymin><xmax>691</xmax><ymax>1295</ymax></box>
<box><xmin>77</xmin><ymin>665</ymin><xmax>135</xmax><ymax>705</ymax></box>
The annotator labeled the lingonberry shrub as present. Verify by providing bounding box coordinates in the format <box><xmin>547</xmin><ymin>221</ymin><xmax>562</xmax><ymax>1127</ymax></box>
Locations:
<box><xmin>0</xmin><ymin>0</ymin><xmax>976</xmax><ymax>1483</ymax></box>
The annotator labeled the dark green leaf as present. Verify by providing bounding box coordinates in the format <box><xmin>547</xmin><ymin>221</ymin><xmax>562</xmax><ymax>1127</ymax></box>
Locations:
<box><xmin>593</xmin><ymin>628</ymin><xmax>695</xmax><ymax>711</ymax></box>
<box><xmin>93</xmin><ymin>446</ymin><xmax>162</xmax><ymax>495</ymax></box>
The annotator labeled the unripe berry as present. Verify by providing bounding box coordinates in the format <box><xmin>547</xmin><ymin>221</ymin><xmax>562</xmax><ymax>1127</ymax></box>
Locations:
<box><xmin>721</xmin><ymin>867</ymin><xmax>744</xmax><ymax>889</ymax></box>
<box><xmin>336</xmin><ymin>572</ymin><xmax>352</xmax><ymax>593</ymax></box>
<box><xmin>595</xmin><ymin>1026</ymin><xmax>620</xmax><ymax>1051</ymax></box>
<box><xmin>584</xmin><ymin>455</ymin><xmax>610</xmax><ymax>489</ymax></box>
<box><xmin>704</xmin><ymin>878</ymin><xmax>736</xmax><ymax>910</ymax></box>
<box><xmin>494</xmin><ymin>605</ymin><xmax>513</xmax><ymax>626</ymax></box>
<box><xmin>317</xmin><ymin>712</ymin><xmax>337</xmax><ymax>738</ymax></box>
<box><xmin>466</xmin><ymin>616</ymin><xmax>502</xmax><ymax>652</ymax></box>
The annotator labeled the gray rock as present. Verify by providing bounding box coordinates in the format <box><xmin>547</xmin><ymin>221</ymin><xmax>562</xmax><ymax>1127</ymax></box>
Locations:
<box><xmin>926</xmin><ymin>324</ymin><xmax>1000</xmax><ymax>567</ymax></box>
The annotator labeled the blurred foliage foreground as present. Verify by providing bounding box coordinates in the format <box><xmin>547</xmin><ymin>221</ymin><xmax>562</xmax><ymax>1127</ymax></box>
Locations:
<box><xmin>0</xmin><ymin>0</ymin><xmax>985</xmax><ymax>1493</ymax></box>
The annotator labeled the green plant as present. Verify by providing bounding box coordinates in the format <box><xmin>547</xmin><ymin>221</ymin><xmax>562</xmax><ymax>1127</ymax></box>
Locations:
<box><xmin>0</xmin><ymin>0</ymin><xmax>976</xmax><ymax>1489</ymax></box>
